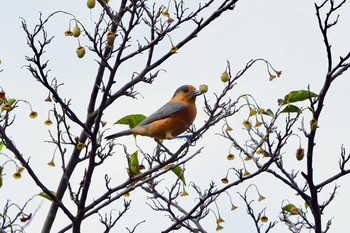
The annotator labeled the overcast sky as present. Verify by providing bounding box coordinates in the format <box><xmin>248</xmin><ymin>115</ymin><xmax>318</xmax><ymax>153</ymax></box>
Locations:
<box><xmin>1</xmin><ymin>0</ymin><xmax>350</xmax><ymax>232</ymax></box>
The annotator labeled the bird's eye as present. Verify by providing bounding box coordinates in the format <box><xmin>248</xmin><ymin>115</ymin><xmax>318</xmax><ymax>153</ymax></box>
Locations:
<box><xmin>182</xmin><ymin>86</ymin><xmax>189</xmax><ymax>93</ymax></box>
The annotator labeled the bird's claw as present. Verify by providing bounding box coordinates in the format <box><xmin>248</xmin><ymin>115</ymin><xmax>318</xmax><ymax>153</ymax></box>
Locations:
<box><xmin>156</xmin><ymin>142</ymin><xmax>172</xmax><ymax>154</ymax></box>
<box><xmin>176</xmin><ymin>134</ymin><xmax>195</xmax><ymax>147</ymax></box>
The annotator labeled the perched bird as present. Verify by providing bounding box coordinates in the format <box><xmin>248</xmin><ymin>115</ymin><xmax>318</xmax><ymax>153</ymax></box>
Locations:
<box><xmin>105</xmin><ymin>85</ymin><xmax>202</xmax><ymax>141</ymax></box>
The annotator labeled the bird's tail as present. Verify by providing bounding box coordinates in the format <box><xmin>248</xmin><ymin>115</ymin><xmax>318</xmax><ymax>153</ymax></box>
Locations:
<box><xmin>105</xmin><ymin>129</ymin><xmax>133</xmax><ymax>140</ymax></box>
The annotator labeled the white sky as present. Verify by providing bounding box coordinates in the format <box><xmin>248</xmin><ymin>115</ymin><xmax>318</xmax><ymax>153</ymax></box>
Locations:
<box><xmin>1</xmin><ymin>0</ymin><xmax>350</xmax><ymax>232</ymax></box>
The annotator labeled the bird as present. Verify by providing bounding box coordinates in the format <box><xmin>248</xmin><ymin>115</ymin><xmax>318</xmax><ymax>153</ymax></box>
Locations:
<box><xmin>105</xmin><ymin>85</ymin><xmax>202</xmax><ymax>141</ymax></box>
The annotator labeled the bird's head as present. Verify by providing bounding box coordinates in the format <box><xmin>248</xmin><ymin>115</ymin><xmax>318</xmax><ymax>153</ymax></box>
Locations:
<box><xmin>172</xmin><ymin>85</ymin><xmax>202</xmax><ymax>102</ymax></box>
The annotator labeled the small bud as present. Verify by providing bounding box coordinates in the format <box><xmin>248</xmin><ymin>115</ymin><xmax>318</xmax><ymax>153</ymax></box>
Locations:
<box><xmin>216</xmin><ymin>216</ymin><xmax>225</xmax><ymax>224</ymax></box>
<box><xmin>227</xmin><ymin>154</ymin><xmax>234</xmax><ymax>160</ymax></box>
<box><xmin>243</xmin><ymin>170</ymin><xmax>251</xmax><ymax>177</ymax></box>
<box><xmin>249</xmin><ymin>108</ymin><xmax>257</xmax><ymax>117</ymax></box>
<box><xmin>216</xmin><ymin>224</ymin><xmax>224</xmax><ymax>231</ymax></box>
<box><xmin>269</xmin><ymin>73</ymin><xmax>277</xmax><ymax>81</ymax></box>
<box><xmin>76</xmin><ymin>142</ymin><xmax>85</xmax><ymax>150</ymax></box>
<box><xmin>225</xmin><ymin>124</ymin><xmax>233</xmax><ymax>132</ymax></box>
<box><xmin>72</xmin><ymin>24</ymin><xmax>81</xmax><ymax>37</ymax></box>
<box><xmin>45</xmin><ymin>93</ymin><xmax>52</xmax><ymax>102</ymax></box>
<box><xmin>65</xmin><ymin>30</ymin><xmax>73</xmax><ymax>36</ymax></box>
<box><xmin>170</xmin><ymin>46</ymin><xmax>178</xmax><ymax>53</ymax></box>
<box><xmin>199</xmin><ymin>84</ymin><xmax>208</xmax><ymax>94</ymax></box>
<box><xmin>76</xmin><ymin>46</ymin><xmax>86</xmax><ymax>58</ymax></box>
<box><xmin>260</xmin><ymin>216</ymin><xmax>269</xmax><ymax>222</ymax></box>
<box><xmin>13</xmin><ymin>172</ymin><xmax>22</xmax><ymax>179</ymax></box>
<box><xmin>29</xmin><ymin>111</ymin><xmax>38</xmax><ymax>119</ymax></box>
<box><xmin>167</xmin><ymin>18</ymin><xmax>174</xmax><ymax>24</ymax></box>
<box><xmin>257</xmin><ymin>108</ymin><xmax>265</xmax><ymax>114</ymax></box>
<box><xmin>47</xmin><ymin>160</ymin><xmax>55</xmax><ymax>167</ymax></box>
<box><xmin>221</xmin><ymin>178</ymin><xmax>229</xmax><ymax>184</ymax></box>
<box><xmin>243</xmin><ymin>120</ymin><xmax>251</xmax><ymax>129</ymax></box>
<box><xmin>257</xmin><ymin>147</ymin><xmax>265</xmax><ymax>155</ymax></box>
<box><xmin>220</xmin><ymin>71</ymin><xmax>229</xmax><ymax>83</ymax></box>
<box><xmin>310</xmin><ymin>118</ymin><xmax>317</xmax><ymax>131</ymax></box>
<box><xmin>18</xmin><ymin>167</ymin><xmax>25</xmax><ymax>174</ymax></box>
<box><xmin>13</xmin><ymin>167</ymin><xmax>25</xmax><ymax>179</ymax></box>
<box><xmin>244</xmin><ymin>155</ymin><xmax>252</xmax><ymax>161</ymax></box>
<box><xmin>231</xmin><ymin>204</ymin><xmax>238</xmax><ymax>211</ymax></box>
<box><xmin>106</xmin><ymin>31</ymin><xmax>116</xmax><ymax>46</ymax></box>
<box><xmin>181</xmin><ymin>187</ymin><xmax>189</xmax><ymax>196</ymax></box>
<box><xmin>161</xmin><ymin>9</ymin><xmax>170</xmax><ymax>17</ymax></box>
<box><xmin>44</xmin><ymin>119</ymin><xmax>53</xmax><ymax>126</ymax></box>
<box><xmin>296</xmin><ymin>147</ymin><xmax>305</xmax><ymax>161</ymax></box>
<box><xmin>87</xmin><ymin>0</ymin><xmax>96</xmax><ymax>9</ymax></box>
<box><xmin>258</xmin><ymin>195</ymin><xmax>266</xmax><ymax>202</ymax></box>
<box><xmin>255</xmin><ymin>121</ymin><xmax>262</xmax><ymax>127</ymax></box>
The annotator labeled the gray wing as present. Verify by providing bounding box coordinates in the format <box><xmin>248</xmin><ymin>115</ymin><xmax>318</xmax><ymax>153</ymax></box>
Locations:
<box><xmin>138</xmin><ymin>102</ymin><xmax>185</xmax><ymax>126</ymax></box>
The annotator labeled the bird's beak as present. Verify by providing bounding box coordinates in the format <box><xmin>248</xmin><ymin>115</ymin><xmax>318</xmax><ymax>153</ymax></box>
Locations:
<box><xmin>192</xmin><ymin>90</ymin><xmax>202</xmax><ymax>97</ymax></box>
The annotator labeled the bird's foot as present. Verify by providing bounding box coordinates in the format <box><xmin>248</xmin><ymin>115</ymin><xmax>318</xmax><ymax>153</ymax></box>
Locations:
<box><xmin>175</xmin><ymin>134</ymin><xmax>195</xmax><ymax>146</ymax></box>
<box><xmin>154</xmin><ymin>139</ymin><xmax>173</xmax><ymax>155</ymax></box>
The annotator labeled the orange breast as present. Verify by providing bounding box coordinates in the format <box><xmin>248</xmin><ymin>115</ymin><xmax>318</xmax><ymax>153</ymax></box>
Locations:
<box><xmin>147</xmin><ymin>102</ymin><xmax>197</xmax><ymax>140</ymax></box>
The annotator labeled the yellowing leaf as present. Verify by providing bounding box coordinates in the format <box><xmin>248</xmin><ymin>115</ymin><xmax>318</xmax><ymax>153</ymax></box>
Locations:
<box><xmin>128</xmin><ymin>151</ymin><xmax>140</xmax><ymax>178</ymax></box>
<box><xmin>38</xmin><ymin>191</ymin><xmax>56</xmax><ymax>201</ymax></box>
<box><xmin>172</xmin><ymin>166</ymin><xmax>186</xmax><ymax>185</ymax></box>
<box><xmin>0</xmin><ymin>142</ymin><xmax>4</xmax><ymax>152</ymax></box>
<box><xmin>114</xmin><ymin>114</ymin><xmax>146</xmax><ymax>129</ymax></box>
<box><xmin>282</xmin><ymin>203</ymin><xmax>299</xmax><ymax>215</ymax></box>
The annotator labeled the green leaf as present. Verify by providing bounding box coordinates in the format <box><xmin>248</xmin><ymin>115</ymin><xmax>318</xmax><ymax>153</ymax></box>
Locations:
<box><xmin>7</xmin><ymin>98</ymin><xmax>16</xmax><ymax>106</ymax></box>
<box><xmin>0</xmin><ymin>142</ymin><xmax>4</xmax><ymax>152</ymax></box>
<box><xmin>128</xmin><ymin>151</ymin><xmax>140</xmax><ymax>178</ymax></box>
<box><xmin>282</xmin><ymin>203</ymin><xmax>299</xmax><ymax>215</ymax></box>
<box><xmin>282</xmin><ymin>90</ymin><xmax>318</xmax><ymax>105</ymax></box>
<box><xmin>281</xmin><ymin>105</ymin><xmax>301</xmax><ymax>113</ymax></box>
<box><xmin>262</xmin><ymin>109</ymin><xmax>274</xmax><ymax>117</ymax></box>
<box><xmin>114</xmin><ymin>114</ymin><xmax>146</xmax><ymax>129</ymax></box>
<box><xmin>172</xmin><ymin>166</ymin><xmax>186</xmax><ymax>185</ymax></box>
<box><xmin>38</xmin><ymin>191</ymin><xmax>56</xmax><ymax>201</ymax></box>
